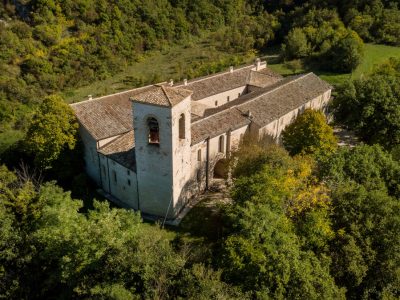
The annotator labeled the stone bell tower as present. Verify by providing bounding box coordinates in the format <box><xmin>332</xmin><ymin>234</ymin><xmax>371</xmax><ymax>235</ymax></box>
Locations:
<box><xmin>131</xmin><ymin>84</ymin><xmax>192</xmax><ymax>218</ymax></box>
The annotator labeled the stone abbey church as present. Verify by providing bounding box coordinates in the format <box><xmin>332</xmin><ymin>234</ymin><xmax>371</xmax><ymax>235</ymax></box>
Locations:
<box><xmin>72</xmin><ymin>60</ymin><xmax>332</xmax><ymax>219</ymax></box>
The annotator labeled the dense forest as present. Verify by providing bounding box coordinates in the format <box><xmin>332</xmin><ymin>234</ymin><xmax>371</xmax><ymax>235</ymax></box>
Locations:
<box><xmin>1</xmin><ymin>0</ymin><xmax>400</xmax><ymax>299</ymax></box>
<box><xmin>1</xmin><ymin>0</ymin><xmax>399</xmax><ymax>137</ymax></box>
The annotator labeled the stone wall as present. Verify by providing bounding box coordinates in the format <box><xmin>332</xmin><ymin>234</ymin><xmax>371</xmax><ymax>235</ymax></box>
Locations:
<box><xmin>98</xmin><ymin>154</ymin><xmax>139</xmax><ymax>209</ymax></box>
<box><xmin>171</xmin><ymin>97</ymin><xmax>192</xmax><ymax>217</ymax></box>
<box><xmin>79</xmin><ymin>126</ymin><xmax>101</xmax><ymax>185</ymax></box>
<box><xmin>197</xmin><ymin>86</ymin><xmax>247</xmax><ymax>108</ymax></box>
<box><xmin>256</xmin><ymin>90</ymin><xmax>332</xmax><ymax>142</ymax></box>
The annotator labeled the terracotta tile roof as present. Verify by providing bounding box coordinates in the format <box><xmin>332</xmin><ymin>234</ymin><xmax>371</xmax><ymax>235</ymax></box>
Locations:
<box><xmin>98</xmin><ymin>131</ymin><xmax>136</xmax><ymax>171</ymax></box>
<box><xmin>176</xmin><ymin>66</ymin><xmax>254</xmax><ymax>101</ymax></box>
<box><xmin>237</xmin><ymin>73</ymin><xmax>332</xmax><ymax>127</ymax></box>
<box><xmin>191</xmin><ymin>108</ymin><xmax>251</xmax><ymax>145</ymax></box>
<box><xmin>71</xmin><ymin>85</ymin><xmax>155</xmax><ymax>140</ymax></box>
<box><xmin>131</xmin><ymin>85</ymin><xmax>192</xmax><ymax>107</ymax></box>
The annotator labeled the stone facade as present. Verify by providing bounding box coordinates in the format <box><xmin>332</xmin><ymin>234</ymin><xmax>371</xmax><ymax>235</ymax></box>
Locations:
<box><xmin>71</xmin><ymin>61</ymin><xmax>332</xmax><ymax>219</ymax></box>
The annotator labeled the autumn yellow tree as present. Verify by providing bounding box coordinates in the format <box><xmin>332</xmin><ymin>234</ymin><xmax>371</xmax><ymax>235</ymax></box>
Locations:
<box><xmin>282</xmin><ymin>109</ymin><xmax>337</xmax><ymax>157</ymax></box>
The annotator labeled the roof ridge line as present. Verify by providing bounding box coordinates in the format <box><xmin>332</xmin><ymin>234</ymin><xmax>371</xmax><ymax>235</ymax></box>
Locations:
<box><xmin>70</xmin><ymin>82</ymin><xmax>167</xmax><ymax>106</ymax></box>
<box><xmin>175</xmin><ymin>64</ymin><xmax>255</xmax><ymax>87</ymax></box>
<box><xmin>160</xmin><ymin>85</ymin><xmax>172</xmax><ymax>106</ymax></box>
<box><xmin>236</xmin><ymin>73</ymin><xmax>312</xmax><ymax>110</ymax></box>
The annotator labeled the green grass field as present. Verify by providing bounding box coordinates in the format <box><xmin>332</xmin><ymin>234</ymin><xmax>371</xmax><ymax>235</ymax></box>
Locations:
<box><xmin>65</xmin><ymin>43</ymin><xmax>400</xmax><ymax>103</ymax></box>
<box><xmin>268</xmin><ymin>43</ymin><xmax>400</xmax><ymax>85</ymax></box>
<box><xmin>64</xmin><ymin>37</ymin><xmax>256</xmax><ymax>103</ymax></box>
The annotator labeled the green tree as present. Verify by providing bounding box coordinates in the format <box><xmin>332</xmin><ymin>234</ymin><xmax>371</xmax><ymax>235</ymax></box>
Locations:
<box><xmin>23</xmin><ymin>95</ymin><xmax>78</xmax><ymax>168</ymax></box>
<box><xmin>220</xmin><ymin>145</ymin><xmax>343</xmax><ymax>298</ymax></box>
<box><xmin>318</xmin><ymin>145</ymin><xmax>400</xmax><ymax>298</ymax></box>
<box><xmin>318</xmin><ymin>144</ymin><xmax>400</xmax><ymax>199</ymax></box>
<box><xmin>282</xmin><ymin>28</ymin><xmax>310</xmax><ymax>59</ymax></box>
<box><xmin>328</xmin><ymin>182</ymin><xmax>400</xmax><ymax>299</ymax></box>
<box><xmin>326</xmin><ymin>30</ymin><xmax>364</xmax><ymax>73</ymax></box>
<box><xmin>284</xmin><ymin>59</ymin><xmax>303</xmax><ymax>74</ymax></box>
<box><xmin>221</xmin><ymin>203</ymin><xmax>344</xmax><ymax>299</ymax></box>
<box><xmin>332</xmin><ymin>63</ymin><xmax>400</xmax><ymax>149</ymax></box>
<box><xmin>282</xmin><ymin>109</ymin><xmax>338</xmax><ymax>157</ymax></box>
<box><xmin>0</xmin><ymin>164</ymin><xmax>242</xmax><ymax>299</ymax></box>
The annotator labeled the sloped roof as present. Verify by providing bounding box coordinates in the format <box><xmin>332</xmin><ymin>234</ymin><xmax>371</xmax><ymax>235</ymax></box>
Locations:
<box><xmin>191</xmin><ymin>101</ymin><xmax>209</xmax><ymax>120</ymax></box>
<box><xmin>131</xmin><ymin>85</ymin><xmax>192</xmax><ymax>107</ymax></box>
<box><xmin>190</xmin><ymin>73</ymin><xmax>331</xmax><ymax>144</ymax></box>
<box><xmin>248</xmin><ymin>70</ymin><xmax>283</xmax><ymax>88</ymax></box>
<box><xmin>71</xmin><ymin>85</ymin><xmax>155</xmax><ymax>140</ymax></box>
<box><xmin>237</xmin><ymin>73</ymin><xmax>332</xmax><ymax>127</ymax></box>
<box><xmin>98</xmin><ymin>131</ymin><xmax>136</xmax><ymax>171</ymax></box>
<box><xmin>191</xmin><ymin>108</ymin><xmax>251</xmax><ymax>145</ymax></box>
<box><xmin>72</xmin><ymin>63</ymin><xmax>330</xmax><ymax>148</ymax></box>
<box><xmin>176</xmin><ymin>66</ymin><xmax>254</xmax><ymax>101</ymax></box>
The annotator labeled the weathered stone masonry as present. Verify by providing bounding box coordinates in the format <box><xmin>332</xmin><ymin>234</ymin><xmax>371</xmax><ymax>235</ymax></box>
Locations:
<box><xmin>71</xmin><ymin>60</ymin><xmax>332</xmax><ymax>219</ymax></box>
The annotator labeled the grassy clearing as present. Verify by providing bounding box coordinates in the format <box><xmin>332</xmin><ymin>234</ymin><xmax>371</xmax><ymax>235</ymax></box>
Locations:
<box><xmin>352</xmin><ymin>44</ymin><xmax>400</xmax><ymax>78</ymax></box>
<box><xmin>63</xmin><ymin>42</ymin><xmax>400</xmax><ymax>103</ymax></box>
<box><xmin>64</xmin><ymin>36</ymin><xmax>256</xmax><ymax>103</ymax></box>
<box><xmin>267</xmin><ymin>43</ymin><xmax>400</xmax><ymax>85</ymax></box>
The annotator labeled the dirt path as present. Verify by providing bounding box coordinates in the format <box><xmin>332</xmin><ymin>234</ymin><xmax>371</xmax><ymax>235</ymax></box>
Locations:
<box><xmin>334</xmin><ymin>126</ymin><xmax>359</xmax><ymax>147</ymax></box>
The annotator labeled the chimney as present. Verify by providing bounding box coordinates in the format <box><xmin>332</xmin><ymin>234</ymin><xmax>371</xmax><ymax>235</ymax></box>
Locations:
<box><xmin>229</xmin><ymin>66</ymin><xmax>234</xmax><ymax>73</ymax></box>
<box><xmin>169</xmin><ymin>79</ymin><xmax>174</xmax><ymax>86</ymax></box>
<box><xmin>184</xmin><ymin>78</ymin><xmax>188</xmax><ymax>86</ymax></box>
<box><xmin>88</xmin><ymin>95</ymin><xmax>92</xmax><ymax>100</ymax></box>
<box><xmin>255</xmin><ymin>58</ymin><xmax>261</xmax><ymax>70</ymax></box>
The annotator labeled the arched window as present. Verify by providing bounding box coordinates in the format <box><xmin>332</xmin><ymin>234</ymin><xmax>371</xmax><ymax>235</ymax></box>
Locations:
<box><xmin>219</xmin><ymin>135</ymin><xmax>225</xmax><ymax>153</ymax></box>
<box><xmin>179</xmin><ymin>114</ymin><xmax>185</xmax><ymax>139</ymax></box>
<box><xmin>147</xmin><ymin>117</ymin><xmax>160</xmax><ymax>144</ymax></box>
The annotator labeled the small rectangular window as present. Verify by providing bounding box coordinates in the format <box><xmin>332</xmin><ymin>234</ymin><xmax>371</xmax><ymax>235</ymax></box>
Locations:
<box><xmin>112</xmin><ymin>170</ymin><xmax>117</xmax><ymax>183</ymax></box>
<box><xmin>238</xmin><ymin>93</ymin><xmax>240</xmax><ymax>98</ymax></box>
<box><xmin>227</xmin><ymin>96</ymin><xmax>230</xmax><ymax>102</ymax></box>
<box><xmin>127</xmin><ymin>170</ymin><xmax>130</xmax><ymax>176</ymax></box>
<box><xmin>197</xmin><ymin>149</ymin><xmax>202</xmax><ymax>161</ymax></box>
<box><xmin>219</xmin><ymin>135</ymin><xmax>225</xmax><ymax>153</ymax></box>
<box><xmin>127</xmin><ymin>179</ymin><xmax>131</xmax><ymax>186</ymax></box>
<box><xmin>215</xmin><ymin>101</ymin><xmax>218</xmax><ymax>106</ymax></box>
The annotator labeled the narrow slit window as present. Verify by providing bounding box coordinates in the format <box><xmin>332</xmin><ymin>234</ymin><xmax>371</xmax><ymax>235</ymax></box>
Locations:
<box><xmin>219</xmin><ymin>135</ymin><xmax>225</xmax><ymax>153</ymax></box>
<box><xmin>197</xmin><ymin>149</ymin><xmax>202</xmax><ymax>161</ymax></box>
<box><xmin>227</xmin><ymin>96</ymin><xmax>230</xmax><ymax>102</ymax></box>
<box><xmin>215</xmin><ymin>100</ymin><xmax>218</xmax><ymax>106</ymax></box>
<box><xmin>148</xmin><ymin>117</ymin><xmax>160</xmax><ymax>144</ymax></box>
<box><xmin>127</xmin><ymin>179</ymin><xmax>131</xmax><ymax>186</ymax></box>
<box><xmin>112</xmin><ymin>170</ymin><xmax>117</xmax><ymax>183</ymax></box>
<box><xmin>179</xmin><ymin>114</ymin><xmax>185</xmax><ymax>139</ymax></box>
